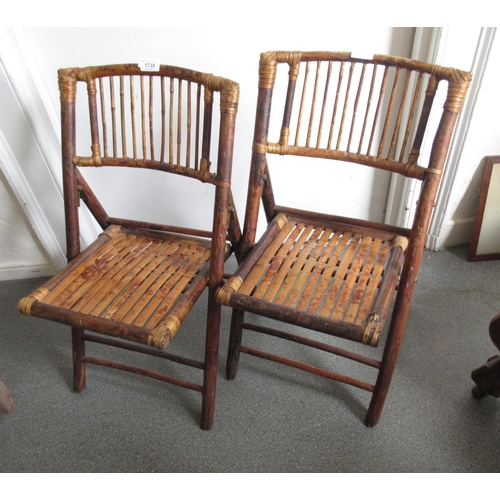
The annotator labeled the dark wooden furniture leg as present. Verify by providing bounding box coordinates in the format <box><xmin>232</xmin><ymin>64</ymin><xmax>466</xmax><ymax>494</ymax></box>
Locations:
<box><xmin>0</xmin><ymin>380</ymin><xmax>13</xmax><ymax>413</ymax></box>
<box><xmin>471</xmin><ymin>312</ymin><xmax>500</xmax><ymax>399</ymax></box>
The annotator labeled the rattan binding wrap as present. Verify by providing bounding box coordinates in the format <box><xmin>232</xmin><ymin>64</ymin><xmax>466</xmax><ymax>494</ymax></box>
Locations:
<box><xmin>148</xmin><ymin>315</ymin><xmax>181</xmax><ymax>349</ymax></box>
<box><xmin>18</xmin><ymin>287</ymin><xmax>50</xmax><ymax>316</ymax></box>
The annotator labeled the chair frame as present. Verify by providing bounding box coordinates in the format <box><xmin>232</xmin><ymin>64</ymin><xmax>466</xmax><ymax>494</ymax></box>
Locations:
<box><xmin>19</xmin><ymin>63</ymin><xmax>240</xmax><ymax>430</ymax></box>
<box><xmin>218</xmin><ymin>51</ymin><xmax>471</xmax><ymax>426</ymax></box>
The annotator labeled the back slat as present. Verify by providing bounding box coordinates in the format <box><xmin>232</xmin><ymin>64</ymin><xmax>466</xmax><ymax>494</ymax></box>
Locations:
<box><xmin>140</xmin><ymin>75</ymin><xmax>147</xmax><ymax>159</ymax></box>
<box><xmin>109</xmin><ymin>76</ymin><xmax>117</xmax><ymax>156</ymax></box>
<box><xmin>148</xmin><ymin>76</ymin><xmax>155</xmax><ymax>160</ymax></box>
<box><xmin>160</xmin><ymin>76</ymin><xmax>166</xmax><ymax>163</ymax></box>
<box><xmin>367</xmin><ymin>65</ymin><xmax>388</xmax><ymax>156</ymax></box>
<box><xmin>195</xmin><ymin>84</ymin><xmax>201</xmax><ymax>170</ymax></box>
<box><xmin>176</xmin><ymin>78</ymin><xmax>182</xmax><ymax>166</ymax></box>
<box><xmin>130</xmin><ymin>76</ymin><xmax>138</xmax><ymax>159</ymax></box>
<box><xmin>387</xmin><ymin>69</ymin><xmax>411</xmax><ymax>159</ymax></box>
<box><xmin>357</xmin><ymin>63</ymin><xmax>378</xmax><ymax>154</ymax></box>
<box><xmin>316</xmin><ymin>61</ymin><xmax>333</xmax><ymax>149</ymax></box>
<box><xmin>265</xmin><ymin>52</ymin><xmax>467</xmax><ymax>179</ymax></box>
<box><xmin>306</xmin><ymin>63</ymin><xmax>321</xmax><ymax>147</ymax></box>
<box><xmin>70</xmin><ymin>66</ymin><xmax>240</xmax><ymax>185</ymax></box>
<box><xmin>98</xmin><ymin>78</ymin><xmax>108</xmax><ymax>157</ymax></box>
<box><xmin>398</xmin><ymin>72</ymin><xmax>423</xmax><ymax>163</ymax></box>
<box><xmin>120</xmin><ymin>75</ymin><xmax>127</xmax><ymax>158</ymax></box>
<box><xmin>336</xmin><ymin>61</ymin><xmax>356</xmax><ymax>150</ymax></box>
<box><xmin>378</xmin><ymin>67</ymin><xmax>401</xmax><ymax>158</ymax></box>
<box><xmin>348</xmin><ymin>62</ymin><xmax>367</xmax><ymax>152</ymax></box>
<box><xmin>169</xmin><ymin>77</ymin><xmax>174</xmax><ymax>164</ymax></box>
<box><xmin>186</xmin><ymin>81</ymin><xmax>191</xmax><ymax>168</ymax></box>
<box><xmin>295</xmin><ymin>62</ymin><xmax>310</xmax><ymax>146</ymax></box>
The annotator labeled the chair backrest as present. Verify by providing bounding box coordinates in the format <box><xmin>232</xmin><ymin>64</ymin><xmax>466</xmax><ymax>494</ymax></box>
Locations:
<box><xmin>241</xmin><ymin>51</ymin><xmax>471</xmax><ymax>256</ymax></box>
<box><xmin>58</xmin><ymin>63</ymin><xmax>240</xmax><ymax>260</ymax></box>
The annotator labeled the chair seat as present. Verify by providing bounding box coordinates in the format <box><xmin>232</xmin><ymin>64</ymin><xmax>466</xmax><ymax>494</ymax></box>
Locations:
<box><xmin>219</xmin><ymin>214</ymin><xmax>407</xmax><ymax>346</ymax></box>
<box><xmin>19</xmin><ymin>225</ymin><xmax>220</xmax><ymax>350</ymax></box>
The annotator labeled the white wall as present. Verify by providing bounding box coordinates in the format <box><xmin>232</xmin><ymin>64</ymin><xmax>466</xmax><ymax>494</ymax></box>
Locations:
<box><xmin>0</xmin><ymin>26</ymin><xmax>415</xmax><ymax>277</ymax></box>
<box><xmin>23</xmin><ymin>26</ymin><xmax>415</xmax><ymax>224</ymax></box>
<box><xmin>430</xmin><ymin>28</ymin><xmax>500</xmax><ymax>248</ymax></box>
<box><xmin>2</xmin><ymin>26</ymin><xmax>497</xmax><ymax>279</ymax></box>
<box><xmin>0</xmin><ymin>169</ymin><xmax>55</xmax><ymax>279</ymax></box>
<box><xmin>0</xmin><ymin>56</ymin><xmax>60</xmax><ymax>279</ymax></box>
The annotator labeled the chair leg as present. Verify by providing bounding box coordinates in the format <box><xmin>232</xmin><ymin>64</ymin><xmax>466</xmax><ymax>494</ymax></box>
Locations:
<box><xmin>72</xmin><ymin>327</ymin><xmax>86</xmax><ymax>392</ymax></box>
<box><xmin>200</xmin><ymin>297</ymin><xmax>221</xmax><ymax>431</ymax></box>
<box><xmin>365</xmin><ymin>315</ymin><xmax>407</xmax><ymax>427</ymax></box>
<box><xmin>226</xmin><ymin>309</ymin><xmax>245</xmax><ymax>380</ymax></box>
<box><xmin>471</xmin><ymin>312</ymin><xmax>500</xmax><ymax>399</ymax></box>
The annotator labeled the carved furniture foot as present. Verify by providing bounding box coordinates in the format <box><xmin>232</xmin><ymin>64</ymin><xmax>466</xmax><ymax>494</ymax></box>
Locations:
<box><xmin>471</xmin><ymin>312</ymin><xmax>500</xmax><ymax>399</ymax></box>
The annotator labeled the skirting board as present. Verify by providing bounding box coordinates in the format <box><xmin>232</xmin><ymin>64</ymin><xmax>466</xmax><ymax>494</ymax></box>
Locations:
<box><xmin>427</xmin><ymin>217</ymin><xmax>475</xmax><ymax>251</ymax></box>
<box><xmin>0</xmin><ymin>263</ymin><xmax>55</xmax><ymax>281</ymax></box>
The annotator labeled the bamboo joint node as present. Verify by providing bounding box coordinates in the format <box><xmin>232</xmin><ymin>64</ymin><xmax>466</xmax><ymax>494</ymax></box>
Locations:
<box><xmin>425</xmin><ymin>167</ymin><xmax>442</xmax><ymax>176</ymax></box>
<box><xmin>259</xmin><ymin>52</ymin><xmax>279</xmax><ymax>89</ymax></box>
<box><xmin>200</xmin><ymin>158</ymin><xmax>211</xmax><ymax>172</ymax></box>
<box><xmin>201</xmin><ymin>74</ymin><xmax>240</xmax><ymax>114</ymax></box>
<box><xmin>216</xmin><ymin>276</ymin><xmax>243</xmax><ymax>305</ymax></box>
<box><xmin>58</xmin><ymin>67</ymin><xmax>94</xmax><ymax>103</ymax></box>
<box><xmin>252</xmin><ymin>142</ymin><xmax>268</xmax><ymax>154</ymax></box>
<box><xmin>274</xmin><ymin>213</ymin><xmax>288</xmax><ymax>229</ymax></box>
<box><xmin>279</xmin><ymin>128</ymin><xmax>290</xmax><ymax>146</ymax></box>
<box><xmin>199</xmin><ymin>170</ymin><xmax>231</xmax><ymax>187</ymax></box>
<box><xmin>430</xmin><ymin>66</ymin><xmax>472</xmax><ymax>113</ymax></box>
<box><xmin>148</xmin><ymin>316</ymin><xmax>181</xmax><ymax>349</ymax></box>
<box><xmin>102</xmin><ymin>225</ymin><xmax>122</xmax><ymax>239</ymax></box>
<box><xmin>403</xmin><ymin>162</ymin><xmax>426</xmax><ymax>180</ymax></box>
<box><xmin>363</xmin><ymin>313</ymin><xmax>381</xmax><ymax>346</ymax></box>
<box><xmin>18</xmin><ymin>286</ymin><xmax>50</xmax><ymax>315</ymax></box>
<box><xmin>266</xmin><ymin>143</ymin><xmax>288</xmax><ymax>155</ymax></box>
<box><xmin>391</xmin><ymin>235</ymin><xmax>409</xmax><ymax>251</ymax></box>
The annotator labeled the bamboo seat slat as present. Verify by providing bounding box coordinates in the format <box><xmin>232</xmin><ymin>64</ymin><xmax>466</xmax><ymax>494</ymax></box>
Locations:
<box><xmin>261</xmin><ymin>224</ymin><xmax>313</xmax><ymax>302</ymax></box>
<box><xmin>121</xmin><ymin>246</ymin><xmax>208</xmax><ymax>326</ymax></box>
<box><xmin>29</xmin><ymin>227</ymin><xmax>212</xmax><ymax>344</ymax></box>
<box><xmin>305</xmin><ymin>231</ymin><xmax>350</xmax><ymax>315</ymax></box>
<box><xmin>344</xmin><ymin>238</ymin><xmax>383</xmax><ymax>324</ymax></box>
<box><xmin>226</xmin><ymin>215</ymin><xmax>402</xmax><ymax>347</ymax></box>
<box><xmin>99</xmin><ymin>241</ymin><xmax>198</xmax><ymax>322</ymax></box>
<box><xmin>238</xmin><ymin>222</ymin><xmax>297</xmax><ymax>296</ymax></box>
<box><xmin>317</xmin><ymin>233</ymin><xmax>361</xmax><ymax>318</ymax></box>
<box><xmin>355</xmin><ymin>243</ymin><xmax>390</xmax><ymax>322</ymax></box>
<box><xmin>273</xmin><ymin>226</ymin><xmax>325</xmax><ymax>305</ymax></box>
<box><xmin>254</xmin><ymin>223</ymin><xmax>305</xmax><ymax>301</ymax></box>
<box><xmin>292</xmin><ymin>229</ymin><xmax>339</xmax><ymax>310</ymax></box>
<box><xmin>330</xmin><ymin>235</ymin><xmax>373</xmax><ymax>322</ymax></box>
<box><xmin>43</xmin><ymin>232</ymin><xmax>131</xmax><ymax>305</ymax></box>
<box><xmin>60</xmin><ymin>237</ymin><xmax>162</xmax><ymax>311</ymax></box>
<box><xmin>144</xmin><ymin>249</ymin><xmax>211</xmax><ymax>329</ymax></box>
<box><xmin>84</xmin><ymin>239</ymin><xmax>172</xmax><ymax>318</ymax></box>
<box><xmin>69</xmin><ymin>235</ymin><xmax>151</xmax><ymax>312</ymax></box>
<box><xmin>74</xmin><ymin>238</ymin><xmax>177</xmax><ymax>315</ymax></box>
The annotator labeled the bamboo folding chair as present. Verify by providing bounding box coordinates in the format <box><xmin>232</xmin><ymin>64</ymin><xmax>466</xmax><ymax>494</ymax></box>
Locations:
<box><xmin>217</xmin><ymin>51</ymin><xmax>471</xmax><ymax>426</ymax></box>
<box><xmin>18</xmin><ymin>63</ymin><xmax>240</xmax><ymax>430</ymax></box>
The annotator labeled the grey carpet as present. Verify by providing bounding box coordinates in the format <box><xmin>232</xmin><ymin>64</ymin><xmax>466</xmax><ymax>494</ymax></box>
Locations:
<box><xmin>1</xmin><ymin>245</ymin><xmax>499</xmax><ymax>472</ymax></box>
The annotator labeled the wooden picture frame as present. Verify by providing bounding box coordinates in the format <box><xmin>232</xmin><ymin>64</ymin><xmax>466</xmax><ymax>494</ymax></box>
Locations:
<box><xmin>468</xmin><ymin>156</ymin><xmax>500</xmax><ymax>261</ymax></box>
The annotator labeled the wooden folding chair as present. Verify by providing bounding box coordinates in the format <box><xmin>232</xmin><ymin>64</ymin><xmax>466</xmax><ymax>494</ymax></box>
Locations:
<box><xmin>217</xmin><ymin>51</ymin><xmax>471</xmax><ymax>426</ymax></box>
<box><xmin>18</xmin><ymin>63</ymin><xmax>240</xmax><ymax>430</ymax></box>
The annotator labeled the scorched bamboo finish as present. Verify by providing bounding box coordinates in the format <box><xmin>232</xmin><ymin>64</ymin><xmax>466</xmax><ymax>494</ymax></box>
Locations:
<box><xmin>18</xmin><ymin>63</ymin><xmax>240</xmax><ymax>431</ymax></box>
<box><xmin>218</xmin><ymin>51</ymin><xmax>471</xmax><ymax>427</ymax></box>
